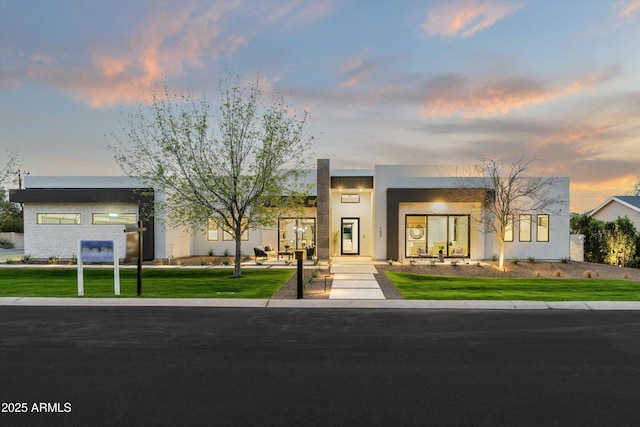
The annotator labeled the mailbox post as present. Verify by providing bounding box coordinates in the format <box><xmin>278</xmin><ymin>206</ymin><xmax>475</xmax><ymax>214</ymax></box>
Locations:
<box><xmin>124</xmin><ymin>220</ymin><xmax>146</xmax><ymax>296</ymax></box>
<box><xmin>295</xmin><ymin>250</ymin><xmax>304</xmax><ymax>299</ymax></box>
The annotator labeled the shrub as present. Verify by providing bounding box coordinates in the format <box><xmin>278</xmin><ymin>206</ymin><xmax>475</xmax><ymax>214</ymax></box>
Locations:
<box><xmin>475</xmin><ymin>262</ymin><xmax>482</xmax><ymax>267</ymax></box>
<box><xmin>624</xmin><ymin>273</ymin><xmax>629</xmax><ymax>279</ymax></box>
<box><xmin>560</xmin><ymin>257</ymin><xmax>570</xmax><ymax>264</ymax></box>
<box><xmin>223</xmin><ymin>248</ymin><xmax>230</xmax><ymax>257</ymax></box>
<box><xmin>0</xmin><ymin>238</ymin><xmax>14</xmax><ymax>249</ymax></box>
<box><xmin>527</xmin><ymin>256</ymin><xmax>536</xmax><ymax>263</ymax></box>
<box><xmin>491</xmin><ymin>254</ymin><xmax>498</xmax><ymax>261</ymax></box>
<box><xmin>22</xmin><ymin>253</ymin><xmax>32</xmax><ymax>264</ymax></box>
<box><xmin>208</xmin><ymin>249</ymin><xmax>214</xmax><ymax>256</ymax></box>
<box><xmin>535</xmin><ymin>271</ymin><xmax>541</xmax><ymax>278</ymax></box>
<box><xmin>48</xmin><ymin>256</ymin><xmax>58</xmax><ymax>265</ymax></box>
<box><xmin>450</xmin><ymin>259</ymin><xmax>459</xmax><ymax>266</ymax></box>
<box><xmin>584</xmin><ymin>270</ymin><xmax>592</xmax><ymax>278</ymax></box>
<box><xmin>554</xmin><ymin>269</ymin><xmax>561</xmax><ymax>277</ymax></box>
<box><xmin>511</xmin><ymin>257</ymin><xmax>520</xmax><ymax>265</ymax></box>
<box><xmin>154</xmin><ymin>258</ymin><xmax>163</xmax><ymax>265</ymax></box>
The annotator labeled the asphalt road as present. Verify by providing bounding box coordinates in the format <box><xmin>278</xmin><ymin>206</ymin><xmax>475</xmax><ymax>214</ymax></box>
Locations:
<box><xmin>1</xmin><ymin>307</ymin><xmax>639</xmax><ymax>427</ymax></box>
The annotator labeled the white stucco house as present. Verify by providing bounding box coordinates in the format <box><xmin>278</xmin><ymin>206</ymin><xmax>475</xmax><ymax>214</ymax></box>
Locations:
<box><xmin>588</xmin><ymin>196</ymin><xmax>640</xmax><ymax>230</ymax></box>
<box><xmin>10</xmin><ymin>159</ymin><xmax>571</xmax><ymax>262</ymax></box>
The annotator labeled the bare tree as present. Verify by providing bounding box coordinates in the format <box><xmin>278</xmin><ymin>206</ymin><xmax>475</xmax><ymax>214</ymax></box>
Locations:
<box><xmin>110</xmin><ymin>74</ymin><xmax>314</xmax><ymax>277</ymax></box>
<box><xmin>462</xmin><ymin>156</ymin><xmax>558</xmax><ymax>269</ymax></box>
<box><xmin>0</xmin><ymin>150</ymin><xmax>19</xmax><ymax>188</ymax></box>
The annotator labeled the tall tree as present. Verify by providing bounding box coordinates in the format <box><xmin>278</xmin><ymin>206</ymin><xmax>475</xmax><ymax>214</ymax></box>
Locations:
<box><xmin>461</xmin><ymin>156</ymin><xmax>559</xmax><ymax>269</ymax></box>
<box><xmin>111</xmin><ymin>74</ymin><xmax>314</xmax><ymax>277</ymax></box>
<box><xmin>570</xmin><ymin>213</ymin><xmax>607</xmax><ymax>263</ymax></box>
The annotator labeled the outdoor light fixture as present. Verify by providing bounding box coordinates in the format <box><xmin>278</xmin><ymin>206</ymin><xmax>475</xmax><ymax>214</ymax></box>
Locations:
<box><xmin>109</xmin><ymin>213</ymin><xmax>119</xmax><ymax>217</ymax></box>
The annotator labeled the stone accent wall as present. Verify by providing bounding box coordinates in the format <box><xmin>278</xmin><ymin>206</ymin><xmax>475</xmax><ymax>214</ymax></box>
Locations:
<box><xmin>316</xmin><ymin>159</ymin><xmax>330</xmax><ymax>260</ymax></box>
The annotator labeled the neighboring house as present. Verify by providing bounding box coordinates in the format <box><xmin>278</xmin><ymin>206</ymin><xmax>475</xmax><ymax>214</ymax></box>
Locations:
<box><xmin>10</xmin><ymin>159</ymin><xmax>571</xmax><ymax>262</ymax></box>
<box><xmin>588</xmin><ymin>196</ymin><xmax>640</xmax><ymax>231</ymax></box>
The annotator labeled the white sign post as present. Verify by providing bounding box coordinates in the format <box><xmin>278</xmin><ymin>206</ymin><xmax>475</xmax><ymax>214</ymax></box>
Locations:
<box><xmin>77</xmin><ymin>240</ymin><xmax>120</xmax><ymax>296</ymax></box>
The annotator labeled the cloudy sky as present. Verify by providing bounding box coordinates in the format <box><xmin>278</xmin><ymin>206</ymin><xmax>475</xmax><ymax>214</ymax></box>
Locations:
<box><xmin>1</xmin><ymin>0</ymin><xmax>638</xmax><ymax>212</ymax></box>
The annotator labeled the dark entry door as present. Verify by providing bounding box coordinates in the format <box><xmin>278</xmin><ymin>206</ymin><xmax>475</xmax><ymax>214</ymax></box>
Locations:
<box><xmin>341</xmin><ymin>218</ymin><xmax>360</xmax><ymax>255</ymax></box>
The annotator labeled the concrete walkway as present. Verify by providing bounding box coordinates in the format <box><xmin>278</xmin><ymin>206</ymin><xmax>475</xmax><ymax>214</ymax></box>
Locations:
<box><xmin>329</xmin><ymin>257</ymin><xmax>385</xmax><ymax>299</ymax></box>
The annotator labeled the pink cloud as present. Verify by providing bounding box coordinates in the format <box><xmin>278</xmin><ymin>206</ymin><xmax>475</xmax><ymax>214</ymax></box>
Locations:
<box><xmin>420</xmin><ymin>0</ymin><xmax>524</xmax><ymax>38</ymax></box>
<box><xmin>420</xmin><ymin>66</ymin><xmax>620</xmax><ymax>118</ymax></box>
<box><xmin>339</xmin><ymin>55</ymin><xmax>377</xmax><ymax>88</ymax></box>
<box><xmin>615</xmin><ymin>0</ymin><xmax>640</xmax><ymax>18</ymax></box>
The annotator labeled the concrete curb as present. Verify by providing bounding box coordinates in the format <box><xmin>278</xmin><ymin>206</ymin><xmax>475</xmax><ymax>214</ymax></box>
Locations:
<box><xmin>1</xmin><ymin>297</ymin><xmax>639</xmax><ymax>310</ymax></box>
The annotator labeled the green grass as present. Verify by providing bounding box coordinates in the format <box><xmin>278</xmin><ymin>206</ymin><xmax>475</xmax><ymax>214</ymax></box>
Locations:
<box><xmin>385</xmin><ymin>271</ymin><xmax>640</xmax><ymax>301</ymax></box>
<box><xmin>0</xmin><ymin>268</ymin><xmax>294</xmax><ymax>298</ymax></box>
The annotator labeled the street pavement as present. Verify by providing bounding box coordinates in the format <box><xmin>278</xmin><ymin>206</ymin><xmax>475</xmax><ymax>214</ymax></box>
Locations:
<box><xmin>1</xmin><ymin>307</ymin><xmax>639</xmax><ymax>427</ymax></box>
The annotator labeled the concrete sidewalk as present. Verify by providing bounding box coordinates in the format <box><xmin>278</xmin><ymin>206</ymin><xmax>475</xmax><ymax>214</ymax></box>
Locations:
<box><xmin>1</xmin><ymin>297</ymin><xmax>639</xmax><ymax>310</ymax></box>
<box><xmin>329</xmin><ymin>258</ymin><xmax>385</xmax><ymax>299</ymax></box>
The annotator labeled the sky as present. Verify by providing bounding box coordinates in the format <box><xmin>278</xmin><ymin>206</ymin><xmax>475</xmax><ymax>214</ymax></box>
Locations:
<box><xmin>1</xmin><ymin>0</ymin><xmax>639</xmax><ymax>213</ymax></box>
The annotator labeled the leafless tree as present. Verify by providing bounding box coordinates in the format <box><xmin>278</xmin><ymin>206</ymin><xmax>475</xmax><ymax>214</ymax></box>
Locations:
<box><xmin>460</xmin><ymin>156</ymin><xmax>559</xmax><ymax>269</ymax></box>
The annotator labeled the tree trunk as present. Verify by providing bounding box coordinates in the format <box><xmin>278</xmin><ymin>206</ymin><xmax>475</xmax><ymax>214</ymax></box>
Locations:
<box><xmin>499</xmin><ymin>239</ymin><xmax>505</xmax><ymax>269</ymax></box>
<box><xmin>233</xmin><ymin>233</ymin><xmax>242</xmax><ymax>278</ymax></box>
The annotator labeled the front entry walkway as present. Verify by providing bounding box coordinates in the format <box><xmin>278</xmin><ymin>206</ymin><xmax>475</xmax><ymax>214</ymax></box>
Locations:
<box><xmin>329</xmin><ymin>257</ymin><xmax>385</xmax><ymax>300</ymax></box>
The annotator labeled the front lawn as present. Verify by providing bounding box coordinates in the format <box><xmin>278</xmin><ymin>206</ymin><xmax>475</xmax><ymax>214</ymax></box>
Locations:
<box><xmin>0</xmin><ymin>268</ymin><xmax>294</xmax><ymax>298</ymax></box>
<box><xmin>386</xmin><ymin>271</ymin><xmax>640</xmax><ymax>301</ymax></box>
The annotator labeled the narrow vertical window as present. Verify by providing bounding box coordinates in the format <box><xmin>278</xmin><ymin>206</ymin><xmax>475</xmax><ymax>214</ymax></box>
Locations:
<box><xmin>537</xmin><ymin>214</ymin><xmax>549</xmax><ymax>242</ymax></box>
<box><xmin>519</xmin><ymin>214</ymin><xmax>532</xmax><ymax>242</ymax></box>
<box><xmin>207</xmin><ymin>219</ymin><xmax>219</xmax><ymax>241</ymax></box>
<box><xmin>504</xmin><ymin>215</ymin><xmax>513</xmax><ymax>242</ymax></box>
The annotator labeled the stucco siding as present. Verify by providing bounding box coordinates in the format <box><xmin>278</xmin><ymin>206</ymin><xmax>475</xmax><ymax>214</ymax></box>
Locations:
<box><xmin>592</xmin><ymin>202</ymin><xmax>640</xmax><ymax>229</ymax></box>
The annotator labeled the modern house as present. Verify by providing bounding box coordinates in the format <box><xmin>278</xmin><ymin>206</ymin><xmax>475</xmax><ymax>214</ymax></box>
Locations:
<box><xmin>588</xmin><ymin>196</ymin><xmax>640</xmax><ymax>230</ymax></box>
<box><xmin>10</xmin><ymin>159</ymin><xmax>570</xmax><ymax>262</ymax></box>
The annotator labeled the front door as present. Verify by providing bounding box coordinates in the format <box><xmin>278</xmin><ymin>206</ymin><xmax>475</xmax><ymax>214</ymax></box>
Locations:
<box><xmin>341</xmin><ymin>218</ymin><xmax>360</xmax><ymax>255</ymax></box>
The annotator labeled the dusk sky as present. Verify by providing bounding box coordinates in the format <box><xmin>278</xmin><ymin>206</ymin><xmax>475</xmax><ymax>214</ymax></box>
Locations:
<box><xmin>1</xmin><ymin>0</ymin><xmax>638</xmax><ymax>212</ymax></box>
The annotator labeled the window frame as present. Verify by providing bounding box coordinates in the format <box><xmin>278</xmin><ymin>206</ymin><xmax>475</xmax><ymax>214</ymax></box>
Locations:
<box><xmin>504</xmin><ymin>215</ymin><xmax>514</xmax><ymax>242</ymax></box>
<box><xmin>222</xmin><ymin>218</ymin><xmax>249</xmax><ymax>241</ymax></box>
<box><xmin>92</xmin><ymin>213</ymin><xmax>137</xmax><ymax>225</ymax></box>
<box><xmin>537</xmin><ymin>214</ymin><xmax>550</xmax><ymax>242</ymax></box>
<box><xmin>207</xmin><ymin>219</ymin><xmax>219</xmax><ymax>241</ymax></box>
<box><xmin>36</xmin><ymin>213</ymin><xmax>81</xmax><ymax>225</ymax></box>
<box><xmin>519</xmin><ymin>214</ymin><xmax>532</xmax><ymax>242</ymax></box>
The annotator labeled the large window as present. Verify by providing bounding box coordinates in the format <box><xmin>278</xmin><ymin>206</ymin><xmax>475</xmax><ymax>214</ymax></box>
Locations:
<box><xmin>519</xmin><ymin>214</ymin><xmax>532</xmax><ymax>242</ymax></box>
<box><xmin>279</xmin><ymin>218</ymin><xmax>316</xmax><ymax>251</ymax></box>
<box><xmin>405</xmin><ymin>215</ymin><xmax>469</xmax><ymax>258</ymax></box>
<box><xmin>37</xmin><ymin>213</ymin><xmax>81</xmax><ymax>225</ymax></box>
<box><xmin>223</xmin><ymin>218</ymin><xmax>249</xmax><ymax>241</ymax></box>
<box><xmin>537</xmin><ymin>214</ymin><xmax>550</xmax><ymax>242</ymax></box>
<box><xmin>504</xmin><ymin>215</ymin><xmax>514</xmax><ymax>242</ymax></box>
<box><xmin>92</xmin><ymin>213</ymin><xmax>137</xmax><ymax>225</ymax></box>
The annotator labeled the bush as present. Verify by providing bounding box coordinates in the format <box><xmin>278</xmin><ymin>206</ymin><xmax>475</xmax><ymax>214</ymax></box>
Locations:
<box><xmin>22</xmin><ymin>253</ymin><xmax>32</xmax><ymax>264</ymax></box>
<box><xmin>48</xmin><ymin>256</ymin><xmax>59</xmax><ymax>265</ymax></box>
<box><xmin>511</xmin><ymin>257</ymin><xmax>520</xmax><ymax>265</ymax></box>
<box><xmin>527</xmin><ymin>256</ymin><xmax>536</xmax><ymax>263</ymax></box>
<box><xmin>554</xmin><ymin>269</ymin><xmax>561</xmax><ymax>277</ymax></box>
<box><xmin>584</xmin><ymin>270</ymin><xmax>592</xmax><ymax>278</ymax></box>
<box><xmin>0</xmin><ymin>238</ymin><xmax>14</xmax><ymax>249</ymax></box>
<box><xmin>560</xmin><ymin>257</ymin><xmax>570</xmax><ymax>264</ymax></box>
